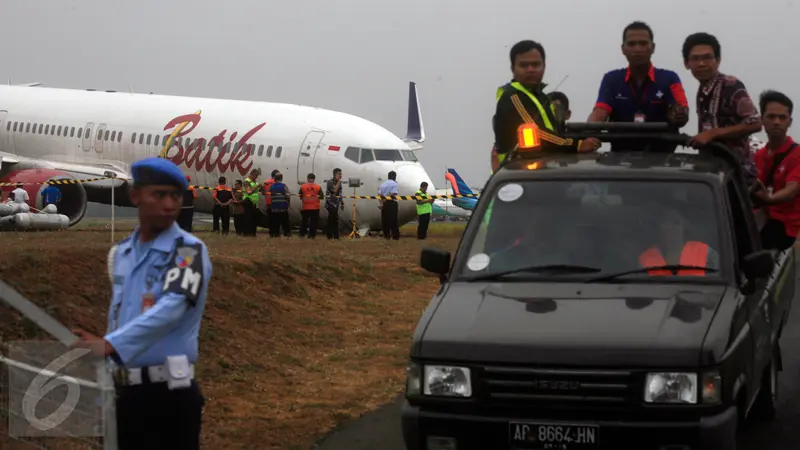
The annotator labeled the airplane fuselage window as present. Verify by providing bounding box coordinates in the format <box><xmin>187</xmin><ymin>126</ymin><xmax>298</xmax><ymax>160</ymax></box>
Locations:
<box><xmin>45</xmin><ymin>125</ymin><xmax>49</xmax><ymax>134</ymax></box>
<box><xmin>70</xmin><ymin>127</ymin><xmax>75</xmax><ymax>137</ymax></box>
<box><xmin>267</xmin><ymin>145</ymin><xmax>273</xmax><ymax>157</ymax></box>
<box><xmin>276</xmin><ymin>146</ymin><xmax>283</xmax><ymax>158</ymax></box>
<box><xmin>104</xmin><ymin>130</ymin><xmax>110</xmax><ymax>140</ymax></box>
<box><xmin>5</xmin><ymin>122</ymin><xmax>9</xmax><ymax>131</ymax></box>
<box><xmin>139</xmin><ymin>133</ymin><xmax>144</xmax><ymax>145</ymax></box>
<box><xmin>57</xmin><ymin>126</ymin><xmax>62</xmax><ymax>136</ymax></box>
<box><xmin>154</xmin><ymin>135</ymin><xmax>159</xmax><ymax>146</ymax></box>
<box><xmin>111</xmin><ymin>131</ymin><xmax>116</xmax><ymax>141</ymax></box>
<box><xmin>84</xmin><ymin>128</ymin><xmax>90</xmax><ymax>139</ymax></box>
<box><xmin>78</xmin><ymin>127</ymin><xmax>82</xmax><ymax>137</ymax></box>
<box><xmin>147</xmin><ymin>134</ymin><xmax>152</xmax><ymax>145</ymax></box>
<box><xmin>25</xmin><ymin>123</ymin><xmax>30</xmax><ymax>133</ymax></box>
<box><xmin>118</xmin><ymin>131</ymin><xmax>123</xmax><ymax>142</ymax></box>
<box><xmin>13</xmin><ymin>122</ymin><xmax>17</xmax><ymax>132</ymax></box>
<box><xmin>258</xmin><ymin>145</ymin><xmax>264</xmax><ymax>156</ymax></box>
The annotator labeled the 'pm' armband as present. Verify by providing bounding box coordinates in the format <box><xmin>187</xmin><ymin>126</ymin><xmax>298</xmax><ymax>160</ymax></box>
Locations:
<box><xmin>162</xmin><ymin>243</ymin><xmax>205</xmax><ymax>307</ymax></box>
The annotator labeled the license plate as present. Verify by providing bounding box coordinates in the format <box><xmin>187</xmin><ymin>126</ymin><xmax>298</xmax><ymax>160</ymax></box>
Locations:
<box><xmin>509</xmin><ymin>422</ymin><xmax>599</xmax><ymax>449</ymax></box>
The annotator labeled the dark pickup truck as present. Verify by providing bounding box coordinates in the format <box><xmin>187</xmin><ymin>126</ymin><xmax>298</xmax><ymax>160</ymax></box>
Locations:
<box><xmin>401</xmin><ymin>124</ymin><xmax>796</xmax><ymax>450</ymax></box>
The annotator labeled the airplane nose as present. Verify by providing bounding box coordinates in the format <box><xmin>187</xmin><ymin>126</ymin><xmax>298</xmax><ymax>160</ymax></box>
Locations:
<box><xmin>395</xmin><ymin>164</ymin><xmax>435</xmax><ymax>194</ymax></box>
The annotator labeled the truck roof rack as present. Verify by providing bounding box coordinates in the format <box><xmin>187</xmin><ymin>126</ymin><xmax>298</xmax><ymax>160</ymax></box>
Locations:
<box><xmin>503</xmin><ymin>122</ymin><xmax>748</xmax><ymax>186</ymax></box>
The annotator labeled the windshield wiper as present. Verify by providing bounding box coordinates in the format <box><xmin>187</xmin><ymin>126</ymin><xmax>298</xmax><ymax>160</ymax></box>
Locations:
<box><xmin>584</xmin><ymin>265</ymin><xmax>719</xmax><ymax>283</ymax></box>
<box><xmin>466</xmin><ymin>264</ymin><xmax>602</xmax><ymax>281</ymax></box>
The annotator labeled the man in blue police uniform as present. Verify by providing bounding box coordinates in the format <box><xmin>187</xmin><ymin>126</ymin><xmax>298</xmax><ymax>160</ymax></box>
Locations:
<box><xmin>71</xmin><ymin>156</ymin><xmax>212</xmax><ymax>450</ymax></box>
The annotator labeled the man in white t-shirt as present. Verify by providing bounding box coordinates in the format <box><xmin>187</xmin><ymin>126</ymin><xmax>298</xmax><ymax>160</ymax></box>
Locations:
<box><xmin>10</xmin><ymin>184</ymin><xmax>29</xmax><ymax>204</ymax></box>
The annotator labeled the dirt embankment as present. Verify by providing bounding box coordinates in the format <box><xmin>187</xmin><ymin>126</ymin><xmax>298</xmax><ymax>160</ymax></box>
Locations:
<box><xmin>0</xmin><ymin>230</ymin><xmax>460</xmax><ymax>449</ymax></box>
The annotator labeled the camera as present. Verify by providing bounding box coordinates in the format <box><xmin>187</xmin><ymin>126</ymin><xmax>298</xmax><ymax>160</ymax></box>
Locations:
<box><xmin>348</xmin><ymin>178</ymin><xmax>362</xmax><ymax>188</ymax></box>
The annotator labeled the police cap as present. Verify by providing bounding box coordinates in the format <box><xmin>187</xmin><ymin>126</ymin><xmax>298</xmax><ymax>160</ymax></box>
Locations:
<box><xmin>131</xmin><ymin>157</ymin><xmax>189</xmax><ymax>191</ymax></box>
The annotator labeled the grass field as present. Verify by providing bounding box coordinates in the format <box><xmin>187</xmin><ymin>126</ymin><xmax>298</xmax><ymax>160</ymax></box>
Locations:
<box><xmin>0</xmin><ymin>221</ymin><xmax>466</xmax><ymax>449</ymax></box>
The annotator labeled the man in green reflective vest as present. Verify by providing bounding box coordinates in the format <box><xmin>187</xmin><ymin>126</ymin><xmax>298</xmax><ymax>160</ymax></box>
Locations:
<box><xmin>415</xmin><ymin>181</ymin><xmax>434</xmax><ymax>240</ymax></box>
<box><xmin>492</xmin><ymin>40</ymin><xmax>601</xmax><ymax>173</ymax></box>
<box><xmin>242</xmin><ymin>169</ymin><xmax>261</xmax><ymax>237</ymax></box>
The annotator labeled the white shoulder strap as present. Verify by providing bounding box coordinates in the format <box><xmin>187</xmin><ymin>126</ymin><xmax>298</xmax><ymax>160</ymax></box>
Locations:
<box><xmin>107</xmin><ymin>244</ymin><xmax>119</xmax><ymax>284</ymax></box>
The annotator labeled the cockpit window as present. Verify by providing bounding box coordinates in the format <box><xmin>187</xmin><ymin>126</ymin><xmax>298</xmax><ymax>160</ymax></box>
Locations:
<box><xmin>402</xmin><ymin>150</ymin><xmax>418</xmax><ymax>161</ymax></box>
<box><xmin>360</xmin><ymin>148</ymin><xmax>374</xmax><ymax>163</ymax></box>
<box><xmin>458</xmin><ymin>180</ymin><xmax>722</xmax><ymax>281</ymax></box>
<box><xmin>373</xmin><ymin>149</ymin><xmax>403</xmax><ymax>161</ymax></box>
<box><xmin>344</xmin><ymin>147</ymin><xmax>419</xmax><ymax>164</ymax></box>
<box><xmin>345</xmin><ymin>147</ymin><xmax>359</xmax><ymax>163</ymax></box>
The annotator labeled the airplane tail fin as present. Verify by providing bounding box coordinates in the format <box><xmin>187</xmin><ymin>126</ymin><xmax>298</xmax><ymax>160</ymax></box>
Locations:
<box><xmin>445</xmin><ymin>168</ymin><xmax>474</xmax><ymax>196</ymax></box>
<box><xmin>403</xmin><ymin>81</ymin><xmax>425</xmax><ymax>150</ymax></box>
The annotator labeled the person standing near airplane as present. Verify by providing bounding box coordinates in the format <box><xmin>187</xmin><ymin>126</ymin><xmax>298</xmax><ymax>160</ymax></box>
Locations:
<box><xmin>71</xmin><ymin>156</ymin><xmax>211</xmax><ymax>450</ymax></box>
<box><xmin>231</xmin><ymin>179</ymin><xmax>245</xmax><ymax>236</ymax></box>
<box><xmin>298</xmin><ymin>173</ymin><xmax>324</xmax><ymax>238</ymax></box>
<box><xmin>262</xmin><ymin>169</ymin><xmax>279</xmax><ymax>226</ymax></box>
<box><xmin>492</xmin><ymin>40</ymin><xmax>600</xmax><ymax>173</ymax></box>
<box><xmin>10</xmin><ymin>183</ymin><xmax>28</xmax><ymax>204</ymax></box>
<box><xmin>40</xmin><ymin>184</ymin><xmax>62</xmax><ymax>209</ymax></box>
<box><xmin>242</xmin><ymin>169</ymin><xmax>261</xmax><ymax>237</ymax></box>
<box><xmin>682</xmin><ymin>32</ymin><xmax>762</xmax><ymax>184</ymax></box>
<box><xmin>178</xmin><ymin>176</ymin><xmax>197</xmax><ymax>232</ymax></box>
<box><xmin>587</xmin><ymin>21</ymin><xmax>689</xmax><ymax>130</ymax></box>
<box><xmin>212</xmin><ymin>176</ymin><xmax>233</xmax><ymax>235</ymax></box>
<box><xmin>378</xmin><ymin>171</ymin><xmax>400</xmax><ymax>240</ymax></box>
<box><xmin>415</xmin><ymin>181</ymin><xmax>434</xmax><ymax>240</ymax></box>
<box><xmin>325</xmin><ymin>168</ymin><xmax>345</xmax><ymax>240</ymax></box>
<box><xmin>269</xmin><ymin>172</ymin><xmax>291</xmax><ymax>237</ymax></box>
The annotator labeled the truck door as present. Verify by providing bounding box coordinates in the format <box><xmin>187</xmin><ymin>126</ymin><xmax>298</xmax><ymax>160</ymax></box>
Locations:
<box><xmin>726</xmin><ymin>178</ymin><xmax>773</xmax><ymax>397</ymax></box>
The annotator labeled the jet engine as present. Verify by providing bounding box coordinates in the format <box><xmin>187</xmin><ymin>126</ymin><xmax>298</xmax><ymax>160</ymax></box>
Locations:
<box><xmin>0</xmin><ymin>168</ymin><xmax>88</xmax><ymax>227</ymax></box>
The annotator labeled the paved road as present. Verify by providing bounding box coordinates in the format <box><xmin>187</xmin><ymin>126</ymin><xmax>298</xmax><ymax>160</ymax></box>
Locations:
<box><xmin>314</xmin><ymin>291</ymin><xmax>800</xmax><ymax>450</ymax></box>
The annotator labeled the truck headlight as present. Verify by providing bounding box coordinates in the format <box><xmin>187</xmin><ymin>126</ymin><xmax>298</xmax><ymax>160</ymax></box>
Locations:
<box><xmin>423</xmin><ymin>365</ymin><xmax>472</xmax><ymax>397</ymax></box>
<box><xmin>644</xmin><ymin>372</ymin><xmax>697</xmax><ymax>404</ymax></box>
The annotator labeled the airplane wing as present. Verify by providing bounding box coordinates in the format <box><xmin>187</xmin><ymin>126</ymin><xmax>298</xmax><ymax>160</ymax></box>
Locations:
<box><xmin>0</xmin><ymin>151</ymin><xmax>131</xmax><ymax>185</ymax></box>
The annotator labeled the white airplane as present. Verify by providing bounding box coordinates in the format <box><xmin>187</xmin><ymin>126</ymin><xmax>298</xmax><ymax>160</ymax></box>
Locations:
<box><xmin>0</xmin><ymin>81</ymin><xmax>434</xmax><ymax>235</ymax></box>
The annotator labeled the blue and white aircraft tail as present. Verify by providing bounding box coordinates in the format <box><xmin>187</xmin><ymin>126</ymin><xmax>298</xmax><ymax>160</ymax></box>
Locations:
<box><xmin>444</xmin><ymin>168</ymin><xmax>478</xmax><ymax>210</ymax></box>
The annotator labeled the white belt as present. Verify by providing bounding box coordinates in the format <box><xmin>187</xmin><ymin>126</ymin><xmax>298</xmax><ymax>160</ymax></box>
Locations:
<box><xmin>119</xmin><ymin>363</ymin><xmax>195</xmax><ymax>386</ymax></box>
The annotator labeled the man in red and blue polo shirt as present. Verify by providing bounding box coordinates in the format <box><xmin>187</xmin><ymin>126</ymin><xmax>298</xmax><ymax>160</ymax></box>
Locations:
<box><xmin>587</xmin><ymin>21</ymin><xmax>689</xmax><ymax>133</ymax></box>
<box><xmin>752</xmin><ymin>90</ymin><xmax>800</xmax><ymax>250</ymax></box>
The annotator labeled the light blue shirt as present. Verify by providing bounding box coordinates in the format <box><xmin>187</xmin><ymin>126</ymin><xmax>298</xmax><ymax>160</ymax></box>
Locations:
<box><xmin>378</xmin><ymin>179</ymin><xmax>399</xmax><ymax>197</ymax></box>
<box><xmin>104</xmin><ymin>222</ymin><xmax>212</xmax><ymax>368</ymax></box>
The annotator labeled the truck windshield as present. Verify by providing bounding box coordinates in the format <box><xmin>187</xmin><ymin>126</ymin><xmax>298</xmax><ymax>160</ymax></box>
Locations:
<box><xmin>458</xmin><ymin>180</ymin><xmax>722</xmax><ymax>281</ymax></box>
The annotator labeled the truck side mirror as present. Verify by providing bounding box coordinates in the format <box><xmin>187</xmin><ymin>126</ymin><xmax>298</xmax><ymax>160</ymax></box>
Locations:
<box><xmin>420</xmin><ymin>248</ymin><xmax>451</xmax><ymax>277</ymax></box>
<box><xmin>742</xmin><ymin>250</ymin><xmax>775</xmax><ymax>280</ymax></box>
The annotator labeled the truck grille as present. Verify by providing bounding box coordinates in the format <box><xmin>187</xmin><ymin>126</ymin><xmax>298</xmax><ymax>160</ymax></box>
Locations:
<box><xmin>481</xmin><ymin>366</ymin><xmax>635</xmax><ymax>406</ymax></box>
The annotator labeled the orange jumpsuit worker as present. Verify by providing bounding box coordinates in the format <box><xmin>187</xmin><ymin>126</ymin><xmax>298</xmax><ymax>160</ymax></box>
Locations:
<box><xmin>298</xmin><ymin>173</ymin><xmax>324</xmax><ymax>238</ymax></box>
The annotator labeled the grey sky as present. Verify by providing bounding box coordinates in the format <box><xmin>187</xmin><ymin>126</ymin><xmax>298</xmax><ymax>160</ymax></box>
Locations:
<box><xmin>2</xmin><ymin>0</ymin><xmax>798</xmax><ymax>190</ymax></box>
